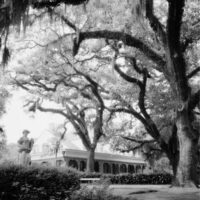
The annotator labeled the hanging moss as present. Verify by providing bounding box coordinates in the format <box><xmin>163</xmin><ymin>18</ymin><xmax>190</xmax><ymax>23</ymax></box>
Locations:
<box><xmin>12</xmin><ymin>0</ymin><xmax>30</xmax><ymax>27</ymax></box>
<box><xmin>0</xmin><ymin>0</ymin><xmax>87</xmax><ymax>33</ymax></box>
<box><xmin>2</xmin><ymin>47</ymin><xmax>10</xmax><ymax>66</ymax></box>
<box><xmin>32</xmin><ymin>0</ymin><xmax>88</xmax><ymax>9</ymax></box>
<box><xmin>131</xmin><ymin>0</ymin><xmax>146</xmax><ymax>19</ymax></box>
<box><xmin>0</xmin><ymin>0</ymin><xmax>29</xmax><ymax>34</ymax></box>
<box><xmin>0</xmin><ymin>0</ymin><xmax>87</xmax><ymax>65</ymax></box>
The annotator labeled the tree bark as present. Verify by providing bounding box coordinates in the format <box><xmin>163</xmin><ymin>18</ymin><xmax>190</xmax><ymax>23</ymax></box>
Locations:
<box><xmin>164</xmin><ymin>47</ymin><xmax>199</xmax><ymax>186</ymax></box>
<box><xmin>167</xmin><ymin>124</ymin><xmax>180</xmax><ymax>184</ymax></box>
<box><xmin>164</xmin><ymin>5</ymin><xmax>200</xmax><ymax>185</ymax></box>
<box><xmin>166</xmin><ymin>109</ymin><xmax>199</xmax><ymax>187</ymax></box>
<box><xmin>86</xmin><ymin>148</ymin><xmax>95</xmax><ymax>172</ymax></box>
<box><xmin>172</xmin><ymin>108</ymin><xmax>199</xmax><ymax>187</ymax></box>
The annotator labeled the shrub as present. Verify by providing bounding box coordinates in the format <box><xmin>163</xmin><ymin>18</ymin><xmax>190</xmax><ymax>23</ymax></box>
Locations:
<box><xmin>81</xmin><ymin>173</ymin><xmax>172</xmax><ymax>185</ymax></box>
<box><xmin>153</xmin><ymin>157</ymin><xmax>172</xmax><ymax>174</ymax></box>
<box><xmin>0</xmin><ymin>164</ymin><xmax>80</xmax><ymax>200</ymax></box>
<box><xmin>108</xmin><ymin>173</ymin><xmax>172</xmax><ymax>184</ymax></box>
<box><xmin>71</xmin><ymin>181</ymin><xmax>134</xmax><ymax>200</ymax></box>
<box><xmin>80</xmin><ymin>172</ymin><xmax>102</xmax><ymax>178</ymax></box>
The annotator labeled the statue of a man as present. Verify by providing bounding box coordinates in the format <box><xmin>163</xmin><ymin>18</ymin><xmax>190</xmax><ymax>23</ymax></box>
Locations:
<box><xmin>18</xmin><ymin>130</ymin><xmax>34</xmax><ymax>166</ymax></box>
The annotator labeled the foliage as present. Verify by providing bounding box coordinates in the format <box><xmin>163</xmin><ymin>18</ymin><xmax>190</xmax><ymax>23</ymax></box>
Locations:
<box><xmin>0</xmin><ymin>0</ymin><xmax>87</xmax><ymax>65</ymax></box>
<box><xmin>107</xmin><ymin>173</ymin><xmax>172</xmax><ymax>185</ymax></box>
<box><xmin>0</xmin><ymin>164</ymin><xmax>80</xmax><ymax>200</ymax></box>
<box><xmin>0</xmin><ymin>128</ymin><xmax>7</xmax><ymax>160</ymax></box>
<box><xmin>71</xmin><ymin>183</ymin><xmax>132</xmax><ymax>200</ymax></box>
<box><xmin>0</xmin><ymin>143</ymin><xmax>18</xmax><ymax>163</ymax></box>
<box><xmin>80</xmin><ymin>173</ymin><xmax>172</xmax><ymax>185</ymax></box>
<box><xmin>0</xmin><ymin>87</ymin><xmax>10</xmax><ymax>117</ymax></box>
<box><xmin>47</xmin><ymin>122</ymin><xmax>68</xmax><ymax>157</ymax></box>
<box><xmin>11</xmin><ymin>19</ymin><xmax>108</xmax><ymax>171</ymax></box>
<box><xmin>153</xmin><ymin>157</ymin><xmax>171</xmax><ymax>174</ymax></box>
<box><xmin>3</xmin><ymin>0</ymin><xmax>200</xmax><ymax>186</ymax></box>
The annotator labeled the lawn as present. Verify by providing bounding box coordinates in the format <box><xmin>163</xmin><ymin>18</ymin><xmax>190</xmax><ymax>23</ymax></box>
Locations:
<box><xmin>110</xmin><ymin>185</ymin><xmax>200</xmax><ymax>200</ymax></box>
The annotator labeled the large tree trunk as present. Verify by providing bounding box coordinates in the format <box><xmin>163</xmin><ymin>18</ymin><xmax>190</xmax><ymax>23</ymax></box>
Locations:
<box><xmin>167</xmin><ymin>124</ymin><xmax>180</xmax><ymax>184</ymax></box>
<box><xmin>86</xmin><ymin>148</ymin><xmax>95</xmax><ymax>172</ymax></box>
<box><xmin>164</xmin><ymin>13</ymin><xmax>199</xmax><ymax>185</ymax></box>
<box><xmin>172</xmin><ymin>108</ymin><xmax>199</xmax><ymax>187</ymax></box>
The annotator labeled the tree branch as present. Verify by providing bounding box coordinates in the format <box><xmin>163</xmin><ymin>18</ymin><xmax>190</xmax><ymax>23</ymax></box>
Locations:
<box><xmin>189</xmin><ymin>89</ymin><xmax>200</xmax><ymax>110</ymax></box>
<box><xmin>51</xmin><ymin>10</ymin><xmax>78</xmax><ymax>31</ymax></box>
<box><xmin>14</xmin><ymin>79</ymin><xmax>30</xmax><ymax>91</ymax></box>
<box><xmin>145</xmin><ymin>0</ymin><xmax>167</xmax><ymax>45</ymax></box>
<box><xmin>116</xmin><ymin>144</ymin><xmax>144</xmax><ymax>153</ymax></box>
<box><xmin>32</xmin><ymin>78</ymin><xmax>61</xmax><ymax>91</ymax></box>
<box><xmin>113</xmin><ymin>51</ymin><xmax>161</xmax><ymax>145</ymax></box>
<box><xmin>138</xmin><ymin>68</ymin><xmax>149</xmax><ymax>118</ymax></box>
<box><xmin>32</xmin><ymin>0</ymin><xmax>88</xmax><ymax>9</ymax></box>
<box><xmin>114</xmin><ymin>63</ymin><xmax>143</xmax><ymax>86</ymax></box>
<box><xmin>167</xmin><ymin>0</ymin><xmax>185</xmax><ymax>48</ymax></box>
<box><xmin>187</xmin><ymin>67</ymin><xmax>200</xmax><ymax>79</ymax></box>
<box><xmin>72</xmin><ymin>68</ymin><xmax>105</xmax><ymax>145</ymax></box>
<box><xmin>37</xmin><ymin>103</ymin><xmax>92</xmax><ymax>149</ymax></box>
<box><xmin>120</xmin><ymin>54</ymin><xmax>151</xmax><ymax>78</ymax></box>
<box><xmin>121</xmin><ymin>135</ymin><xmax>155</xmax><ymax>144</ymax></box>
<box><xmin>107</xmin><ymin>107</ymin><xmax>149</xmax><ymax>129</ymax></box>
<box><xmin>73</xmin><ymin>30</ymin><xmax>166</xmax><ymax>68</ymax></box>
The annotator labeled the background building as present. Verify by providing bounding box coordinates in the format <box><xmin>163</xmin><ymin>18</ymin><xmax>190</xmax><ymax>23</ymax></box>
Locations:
<box><xmin>31</xmin><ymin>134</ymin><xmax>146</xmax><ymax>174</ymax></box>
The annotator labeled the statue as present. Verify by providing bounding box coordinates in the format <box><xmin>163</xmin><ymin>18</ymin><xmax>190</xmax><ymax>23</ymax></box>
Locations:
<box><xmin>18</xmin><ymin>130</ymin><xmax>34</xmax><ymax>166</ymax></box>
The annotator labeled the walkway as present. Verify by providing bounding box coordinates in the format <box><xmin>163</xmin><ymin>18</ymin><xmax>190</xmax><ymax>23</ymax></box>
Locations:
<box><xmin>110</xmin><ymin>185</ymin><xmax>200</xmax><ymax>200</ymax></box>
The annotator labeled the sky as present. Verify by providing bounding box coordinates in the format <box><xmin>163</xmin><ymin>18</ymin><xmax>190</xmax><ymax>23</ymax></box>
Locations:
<box><xmin>1</xmin><ymin>89</ymin><xmax>114</xmax><ymax>154</ymax></box>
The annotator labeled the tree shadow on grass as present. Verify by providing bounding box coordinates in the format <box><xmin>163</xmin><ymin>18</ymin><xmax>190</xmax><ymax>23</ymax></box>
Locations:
<box><xmin>129</xmin><ymin>190</ymin><xmax>158</xmax><ymax>195</ymax></box>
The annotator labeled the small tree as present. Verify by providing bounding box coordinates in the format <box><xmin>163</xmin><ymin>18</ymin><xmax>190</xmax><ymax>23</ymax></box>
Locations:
<box><xmin>47</xmin><ymin>122</ymin><xmax>68</xmax><ymax>162</ymax></box>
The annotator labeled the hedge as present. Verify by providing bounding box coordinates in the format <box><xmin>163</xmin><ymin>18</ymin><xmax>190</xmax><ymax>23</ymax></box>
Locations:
<box><xmin>0</xmin><ymin>164</ymin><xmax>80</xmax><ymax>200</ymax></box>
<box><xmin>81</xmin><ymin>173</ymin><xmax>172</xmax><ymax>184</ymax></box>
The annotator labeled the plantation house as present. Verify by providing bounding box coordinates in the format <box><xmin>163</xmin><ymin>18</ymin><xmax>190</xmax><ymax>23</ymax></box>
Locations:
<box><xmin>31</xmin><ymin>138</ymin><xmax>146</xmax><ymax>174</ymax></box>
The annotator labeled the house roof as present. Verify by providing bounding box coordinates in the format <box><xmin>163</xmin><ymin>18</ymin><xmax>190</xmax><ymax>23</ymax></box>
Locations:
<box><xmin>32</xmin><ymin>148</ymin><xmax>146</xmax><ymax>165</ymax></box>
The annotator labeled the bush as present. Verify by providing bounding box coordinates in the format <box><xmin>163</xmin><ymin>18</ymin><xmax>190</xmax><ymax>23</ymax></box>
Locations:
<box><xmin>71</xmin><ymin>181</ymin><xmax>134</xmax><ymax>200</ymax></box>
<box><xmin>80</xmin><ymin>172</ymin><xmax>102</xmax><ymax>178</ymax></box>
<box><xmin>153</xmin><ymin>157</ymin><xmax>172</xmax><ymax>174</ymax></box>
<box><xmin>81</xmin><ymin>173</ymin><xmax>172</xmax><ymax>185</ymax></box>
<box><xmin>108</xmin><ymin>173</ymin><xmax>172</xmax><ymax>184</ymax></box>
<box><xmin>0</xmin><ymin>164</ymin><xmax>80</xmax><ymax>200</ymax></box>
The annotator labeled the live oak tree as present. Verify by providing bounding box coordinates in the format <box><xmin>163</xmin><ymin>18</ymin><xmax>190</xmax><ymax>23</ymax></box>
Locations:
<box><xmin>67</xmin><ymin>0</ymin><xmax>200</xmax><ymax>187</ymax></box>
<box><xmin>105</xmin><ymin>68</ymin><xmax>176</xmax><ymax>170</ymax></box>
<box><xmin>13</xmin><ymin>43</ymin><xmax>106</xmax><ymax>172</ymax></box>
<box><xmin>1</xmin><ymin>0</ymin><xmax>200</xmax><ymax>187</ymax></box>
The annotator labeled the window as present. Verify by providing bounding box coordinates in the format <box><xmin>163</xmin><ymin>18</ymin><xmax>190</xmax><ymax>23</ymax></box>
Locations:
<box><xmin>80</xmin><ymin>160</ymin><xmax>86</xmax><ymax>171</ymax></box>
<box><xmin>128</xmin><ymin>165</ymin><xmax>135</xmax><ymax>174</ymax></box>
<box><xmin>103</xmin><ymin>163</ymin><xmax>111</xmax><ymax>173</ymax></box>
<box><xmin>120</xmin><ymin>164</ymin><xmax>127</xmax><ymax>173</ymax></box>
<box><xmin>112</xmin><ymin>164</ymin><xmax>119</xmax><ymax>174</ymax></box>
<box><xmin>69</xmin><ymin>160</ymin><xmax>78</xmax><ymax>169</ymax></box>
<box><xmin>94</xmin><ymin>161</ymin><xmax>99</xmax><ymax>172</ymax></box>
